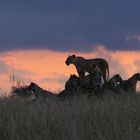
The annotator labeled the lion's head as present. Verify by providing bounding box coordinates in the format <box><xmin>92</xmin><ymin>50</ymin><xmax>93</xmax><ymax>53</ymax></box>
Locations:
<box><xmin>65</xmin><ymin>55</ymin><xmax>76</xmax><ymax>66</ymax></box>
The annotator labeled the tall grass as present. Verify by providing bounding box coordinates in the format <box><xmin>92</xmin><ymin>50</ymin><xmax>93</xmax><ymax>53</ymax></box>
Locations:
<box><xmin>0</xmin><ymin>93</ymin><xmax>140</xmax><ymax>140</ymax></box>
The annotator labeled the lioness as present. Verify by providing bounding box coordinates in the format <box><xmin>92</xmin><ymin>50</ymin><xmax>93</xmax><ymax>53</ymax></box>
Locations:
<box><xmin>108</xmin><ymin>74</ymin><xmax>123</xmax><ymax>87</ymax></box>
<box><xmin>106</xmin><ymin>74</ymin><xmax>123</xmax><ymax>93</ymax></box>
<box><xmin>119</xmin><ymin>73</ymin><xmax>140</xmax><ymax>93</ymax></box>
<box><xmin>65</xmin><ymin>55</ymin><xmax>109</xmax><ymax>82</ymax></box>
<box><xmin>80</xmin><ymin>64</ymin><xmax>103</xmax><ymax>92</ymax></box>
<box><xmin>28</xmin><ymin>82</ymin><xmax>54</xmax><ymax>99</ymax></box>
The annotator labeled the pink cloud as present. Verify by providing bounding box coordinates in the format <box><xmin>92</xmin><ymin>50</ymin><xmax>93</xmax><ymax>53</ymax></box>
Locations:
<box><xmin>0</xmin><ymin>47</ymin><xmax>140</xmax><ymax>93</ymax></box>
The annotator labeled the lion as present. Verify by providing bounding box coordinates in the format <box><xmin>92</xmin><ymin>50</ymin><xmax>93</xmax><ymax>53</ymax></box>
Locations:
<box><xmin>65</xmin><ymin>74</ymin><xmax>80</xmax><ymax>91</ymax></box>
<box><xmin>108</xmin><ymin>74</ymin><xmax>123</xmax><ymax>87</ymax></box>
<box><xmin>65</xmin><ymin>55</ymin><xmax>109</xmax><ymax>82</ymax></box>
<box><xmin>28</xmin><ymin>82</ymin><xmax>54</xmax><ymax>99</ymax></box>
<box><xmin>59</xmin><ymin>74</ymin><xmax>81</xmax><ymax>97</ymax></box>
<box><xmin>119</xmin><ymin>73</ymin><xmax>140</xmax><ymax>93</ymax></box>
<box><xmin>105</xmin><ymin>74</ymin><xmax>123</xmax><ymax>93</ymax></box>
<box><xmin>80</xmin><ymin>64</ymin><xmax>103</xmax><ymax>92</ymax></box>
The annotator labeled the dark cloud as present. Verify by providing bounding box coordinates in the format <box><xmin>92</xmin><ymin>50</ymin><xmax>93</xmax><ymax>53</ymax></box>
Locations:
<box><xmin>0</xmin><ymin>0</ymin><xmax>140</xmax><ymax>52</ymax></box>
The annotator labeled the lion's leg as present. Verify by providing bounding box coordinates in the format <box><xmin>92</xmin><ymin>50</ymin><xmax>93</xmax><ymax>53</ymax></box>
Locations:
<box><xmin>101</xmin><ymin>69</ymin><xmax>107</xmax><ymax>83</ymax></box>
<box><xmin>103</xmin><ymin>75</ymin><xmax>106</xmax><ymax>83</ymax></box>
<box><xmin>100</xmin><ymin>72</ymin><xmax>107</xmax><ymax>85</ymax></box>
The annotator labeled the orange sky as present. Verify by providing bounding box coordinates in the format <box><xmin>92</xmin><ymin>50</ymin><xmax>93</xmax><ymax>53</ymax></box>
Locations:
<box><xmin>0</xmin><ymin>46</ymin><xmax>140</xmax><ymax>93</ymax></box>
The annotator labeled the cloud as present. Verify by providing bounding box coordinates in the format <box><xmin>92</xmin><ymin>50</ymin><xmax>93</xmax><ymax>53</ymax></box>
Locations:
<box><xmin>0</xmin><ymin>60</ymin><xmax>10</xmax><ymax>74</ymax></box>
<box><xmin>42</xmin><ymin>73</ymin><xmax>68</xmax><ymax>84</ymax></box>
<box><xmin>126</xmin><ymin>35</ymin><xmax>140</xmax><ymax>42</ymax></box>
<box><xmin>12</xmin><ymin>69</ymin><xmax>37</xmax><ymax>83</ymax></box>
<box><xmin>92</xmin><ymin>46</ymin><xmax>140</xmax><ymax>78</ymax></box>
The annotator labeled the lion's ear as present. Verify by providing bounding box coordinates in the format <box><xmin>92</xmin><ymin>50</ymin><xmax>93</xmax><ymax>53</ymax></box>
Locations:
<box><xmin>72</xmin><ymin>55</ymin><xmax>76</xmax><ymax>58</ymax></box>
<box><xmin>136</xmin><ymin>73</ymin><xmax>140</xmax><ymax>77</ymax></box>
<box><xmin>138</xmin><ymin>73</ymin><xmax>140</xmax><ymax>79</ymax></box>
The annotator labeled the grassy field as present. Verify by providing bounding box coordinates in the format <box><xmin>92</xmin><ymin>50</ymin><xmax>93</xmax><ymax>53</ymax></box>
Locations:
<box><xmin>0</xmin><ymin>92</ymin><xmax>140</xmax><ymax>140</ymax></box>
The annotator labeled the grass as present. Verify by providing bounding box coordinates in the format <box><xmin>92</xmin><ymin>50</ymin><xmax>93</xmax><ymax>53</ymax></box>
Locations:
<box><xmin>0</xmin><ymin>92</ymin><xmax>140</xmax><ymax>140</ymax></box>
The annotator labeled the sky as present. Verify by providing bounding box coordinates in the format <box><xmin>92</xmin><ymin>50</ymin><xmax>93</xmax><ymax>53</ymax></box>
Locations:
<box><xmin>0</xmin><ymin>0</ymin><xmax>140</xmax><ymax>93</ymax></box>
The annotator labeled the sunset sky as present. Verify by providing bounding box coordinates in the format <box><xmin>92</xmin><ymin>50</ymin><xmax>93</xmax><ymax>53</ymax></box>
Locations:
<box><xmin>0</xmin><ymin>0</ymin><xmax>140</xmax><ymax>93</ymax></box>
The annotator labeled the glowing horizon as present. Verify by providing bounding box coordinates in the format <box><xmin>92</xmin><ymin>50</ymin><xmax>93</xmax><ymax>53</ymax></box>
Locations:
<box><xmin>0</xmin><ymin>46</ymin><xmax>140</xmax><ymax>94</ymax></box>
